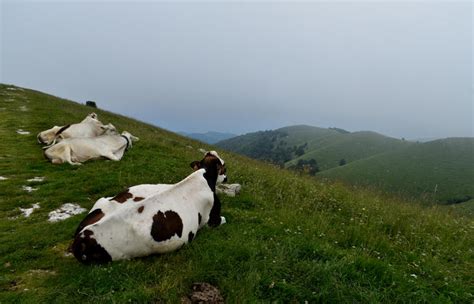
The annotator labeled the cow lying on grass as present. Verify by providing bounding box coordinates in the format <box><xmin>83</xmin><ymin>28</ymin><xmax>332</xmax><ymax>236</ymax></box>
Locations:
<box><xmin>44</xmin><ymin>131</ymin><xmax>138</xmax><ymax>165</ymax></box>
<box><xmin>72</xmin><ymin>152</ymin><xmax>227</xmax><ymax>263</ymax></box>
<box><xmin>37</xmin><ymin>113</ymin><xmax>115</xmax><ymax>145</ymax></box>
<box><xmin>73</xmin><ymin>151</ymin><xmax>227</xmax><ymax>235</ymax></box>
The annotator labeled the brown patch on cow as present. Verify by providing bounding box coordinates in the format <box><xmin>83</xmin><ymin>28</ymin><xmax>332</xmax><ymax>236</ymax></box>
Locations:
<box><xmin>74</xmin><ymin>209</ymin><xmax>105</xmax><ymax>236</ymax></box>
<box><xmin>111</xmin><ymin>189</ymin><xmax>133</xmax><ymax>203</ymax></box>
<box><xmin>198</xmin><ymin>213</ymin><xmax>202</xmax><ymax>225</ymax></box>
<box><xmin>133</xmin><ymin>196</ymin><xmax>144</xmax><ymax>202</ymax></box>
<box><xmin>188</xmin><ymin>231</ymin><xmax>195</xmax><ymax>243</ymax></box>
<box><xmin>190</xmin><ymin>161</ymin><xmax>201</xmax><ymax>170</ymax></box>
<box><xmin>150</xmin><ymin>210</ymin><xmax>183</xmax><ymax>242</ymax></box>
<box><xmin>83</xmin><ymin>230</ymin><xmax>94</xmax><ymax>237</ymax></box>
<box><xmin>137</xmin><ymin>206</ymin><xmax>144</xmax><ymax>213</ymax></box>
<box><xmin>219</xmin><ymin>166</ymin><xmax>226</xmax><ymax>175</ymax></box>
<box><xmin>71</xmin><ymin>229</ymin><xmax>112</xmax><ymax>264</ymax></box>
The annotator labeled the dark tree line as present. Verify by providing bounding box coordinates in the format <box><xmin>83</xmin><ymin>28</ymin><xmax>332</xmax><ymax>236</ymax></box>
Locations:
<box><xmin>289</xmin><ymin>158</ymin><xmax>319</xmax><ymax>176</ymax></box>
<box><xmin>244</xmin><ymin>130</ymin><xmax>309</xmax><ymax>166</ymax></box>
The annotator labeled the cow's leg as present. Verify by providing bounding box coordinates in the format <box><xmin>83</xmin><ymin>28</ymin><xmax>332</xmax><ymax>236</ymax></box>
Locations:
<box><xmin>63</xmin><ymin>146</ymin><xmax>82</xmax><ymax>165</ymax></box>
<box><xmin>208</xmin><ymin>193</ymin><xmax>224</xmax><ymax>227</ymax></box>
<box><xmin>113</xmin><ymin>150</ymin><xmax>125</xmax><ymax>160</ymax></box>
<box><xmin>104</xmin><ymin>153</ymin><xmax>120</xmax><ymax>161</ymax></box>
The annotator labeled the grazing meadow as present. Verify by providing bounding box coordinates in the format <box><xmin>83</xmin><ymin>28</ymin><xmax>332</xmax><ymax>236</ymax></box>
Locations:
<box><xmin>0</xmin><ymin>84</ymin><xmax>473</xmax><ymax>303</ymax></box>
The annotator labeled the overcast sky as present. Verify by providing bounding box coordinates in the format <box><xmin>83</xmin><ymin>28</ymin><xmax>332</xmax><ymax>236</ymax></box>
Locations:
<box><xmin>1</xmin><ymin>1</ymin><xmax>472</xmax><ymax>139</ymax></box>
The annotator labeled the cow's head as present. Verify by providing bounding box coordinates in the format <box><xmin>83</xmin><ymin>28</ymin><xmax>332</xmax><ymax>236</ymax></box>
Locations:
<box><xmin>121</xmin><ymin>131</ymin><xmax>139</xmax><ymax>148</ymax></box>
<box><xmin>101</xmin><ymin>123</ymin><xmax>118</xmax><ymax>135</ymax></box>
<box><xmin>87</xmin><ymin>112</ymin><xmax>98</xmax><ymax>120</ymax></box>
<box><xmin>190</xmin><ymin>151</ymin><xmax>227</xmax><ymax>185</ymax></box>
<box><xmin>81</xmin><ymin>112</ymin><xmax>99</xmax><ymax>123</ymax></box>
<box><xmin>37</xmin><ymin>126</ymin><xmax>62</xmax><ymax>145</ymax></box>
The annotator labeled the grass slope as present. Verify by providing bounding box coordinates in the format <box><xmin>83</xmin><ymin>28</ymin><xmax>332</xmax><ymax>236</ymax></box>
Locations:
<box><xmin>216</xmin><ymin>125</ymin><xmax>409</xmax><ymax>171</ymax></box>
<box><xmin>216</xmin><ymin>125</ymin><xmax>340</xmax><ymax>162</ymax></box>
<box><xmin>275</xmin><ymin>125</ymin><xmax>341</xmax><ymax>149</ymax></box>
<box><xmin>287</xmin><ymin>131</ymin><xmax>412</xmax><ymax>171</ymax></box>
<box><xmin>0</xmin><ymin>84</ymin><xmax>473</xmax><ymax>303</ymax></box>
<box><xmin>319</xmin><ymin>138</ymin><xmax>474</xmax><ymax>203</ymax></box>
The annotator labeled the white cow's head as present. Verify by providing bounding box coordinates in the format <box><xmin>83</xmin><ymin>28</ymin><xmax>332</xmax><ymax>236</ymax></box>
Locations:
<box><xmin>121</xmin><ymin>131</ymin><xmax>139</xmax><ymax>148</ymax></box>
<box><xmin>190</xmin><ymin>151</ymin><xmax>227</xmax><ymax>184</ymax></box>
<box><xmin>37</xmin><ymin>126</ymin><xmax>62</xmax><ymax>145</ymax></box>
<box><xmin>81</xmin><ymin>112</ymin><xmax>99</xmax><ymax>123</ymax></box>
<box><xmin>101</xmin><ymin>123</ymin><xmax>118</xmax><ymax>135</ymax></box>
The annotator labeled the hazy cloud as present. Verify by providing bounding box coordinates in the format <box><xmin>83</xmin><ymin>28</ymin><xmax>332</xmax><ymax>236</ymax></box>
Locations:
<box><xmin>2</xmin><ymin>1</ymin><xmax>472</xmax><ymax>139</ymax></box>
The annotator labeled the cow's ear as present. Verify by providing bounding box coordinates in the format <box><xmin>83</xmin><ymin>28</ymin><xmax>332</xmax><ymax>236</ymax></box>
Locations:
<box><xmin>190</xmin><ymin>161</ymin><xmax>201</xmax><ymax>170</ymax></box>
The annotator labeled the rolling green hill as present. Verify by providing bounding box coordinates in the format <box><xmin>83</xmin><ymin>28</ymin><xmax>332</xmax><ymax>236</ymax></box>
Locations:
<box><xmin>216</xmin><ymin>125</ymin><xmax>410</xmax><ymax>171</ymax></box>
<box><xmin>0</xmin><ymin>84</ymin><xmax>473</xmax><ymax>303</ymax></box>
<box><xmin>216</xmin><ymin>124</ymin><xmax>472</xmax><ymax>204</ymax></box>
<box><xmin>319</xmin><ymin>138</ymin><xmax>474</xmax><ymax>203</ymax></box>
<box><xmin>287</xmin><ymin>131</ymin><xmax>413</xmax><ymax>171</ymax></box>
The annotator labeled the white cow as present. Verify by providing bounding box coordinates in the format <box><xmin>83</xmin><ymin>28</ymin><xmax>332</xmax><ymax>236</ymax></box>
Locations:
<box><xmin>71</xmin><ymin>152</ymin><xmax>226</xmax><ymax>263</ymax></box>
<box><xmin>43</xmin><ymin>131</ymin><xmax>138</xmax><ymax>165</ymax></box>
<box><xmin>37</xmin><ymin>113</ymin><xmax>115</xmax><ymax>145</ymax></box>
<box><xmin>73</xmin><ymin>151</ymin><xmax>227</xmax><ymax>236</ymax></box>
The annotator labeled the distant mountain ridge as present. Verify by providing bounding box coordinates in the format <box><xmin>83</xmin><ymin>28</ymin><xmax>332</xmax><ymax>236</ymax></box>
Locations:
<box><xmin>216</xmin><ymin>125</ymin><xmax>474</xmax><ymax>203</ymax></box>
<box><xmin>216</xmin><ymin>124</ymin><xmax>411</xmax><ymax>170</ymax></box>
<box><xmin>179</xmin><ymin>131</ymin><xmax>237</xmax><ymax>144</ymax></box>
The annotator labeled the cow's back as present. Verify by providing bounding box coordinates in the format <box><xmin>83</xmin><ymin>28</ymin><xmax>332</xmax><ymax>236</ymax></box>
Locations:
<box><xmin>73</xmin><ymin>171</ymin><xmax>213</xmax><ymax>262</ymax></box>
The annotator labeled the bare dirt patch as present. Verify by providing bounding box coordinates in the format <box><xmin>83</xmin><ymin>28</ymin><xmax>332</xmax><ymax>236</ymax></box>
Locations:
<box><xmin>181</xmin><ymin>282</ymin><xmax>224</xmax><ymax>304</ymax></box>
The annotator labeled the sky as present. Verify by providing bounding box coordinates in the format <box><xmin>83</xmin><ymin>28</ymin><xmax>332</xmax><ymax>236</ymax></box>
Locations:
<box><xmin>1</xmin><ymin>1</ymin><xmax>472</xmax><ymax>139</ymax></box>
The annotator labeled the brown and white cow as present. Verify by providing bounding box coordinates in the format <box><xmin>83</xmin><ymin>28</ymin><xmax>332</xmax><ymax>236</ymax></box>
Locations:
<box><xmin>37</xmin><ymin>113</ymin><xmax>115</xmax><ymax>145</ymax></box>
<box><xmin>72</xmin><ymin>151</ymin><xmax>227</xmax><ymax>229</ymax></box>
<box><xmin>43</xmin><ymin>131</ymin><xmax>138</xmax><ymax>165</ymax></box>
<box><xmin>71</xmin><ymin>152</ymin><xmax>226</xmax><ymax>263</ymax></box>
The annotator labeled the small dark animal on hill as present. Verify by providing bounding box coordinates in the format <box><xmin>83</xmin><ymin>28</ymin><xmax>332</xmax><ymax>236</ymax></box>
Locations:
<box><xmin>86</xmin><ymin>101</ymin><xmax>97</xmax><ymax>108</ymax></box>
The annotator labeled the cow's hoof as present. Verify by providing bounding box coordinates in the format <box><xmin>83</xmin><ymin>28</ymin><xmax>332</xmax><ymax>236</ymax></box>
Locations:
<box><xmin>220</xmin><ymin>216</ymin><xmax>226</xmax><ymax>225</ymax></box>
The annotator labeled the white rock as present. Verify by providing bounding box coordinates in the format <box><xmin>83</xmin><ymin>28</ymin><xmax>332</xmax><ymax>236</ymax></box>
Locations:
<box><xmin>27</xmin><ymin>176</ymin><xmax>45</xmax><ymax>183</ymax></box>
<box><xmin>19</xmin><ymin>203</ymin><xmax>40</xmax><ymax>218</ymax></box>
<box><xmin>22</xmin><ymin>185</ymin><xmax>38</xmax><ymax>192</ymax></box>
<box><xmin>48</xmin><ymin>203</ymin><xmax>87</xmax><ymax>222</ymax></box>
<box><xmin>16</xmin><ymin>129</ymin><xmax>30</xmax><ymax>135</ymax></box>
<box><xmin>0</xmin><ymin>176</ymin><xmax>8</xmax><ymax>181</ymax></box>
<box><xmin>216</xmin><ymin>183</ymin><xmax>241</xmax><ymax>197</ymax></box>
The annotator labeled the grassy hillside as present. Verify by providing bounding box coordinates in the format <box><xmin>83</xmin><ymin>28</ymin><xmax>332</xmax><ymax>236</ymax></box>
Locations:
<box><xmin>216</xmin><ymin>125</ymin><xmax>340</xmax><ymax>166</ymax></box>
<box><xmin>217</xmin><ymin>125</ymin><xmax>472</xmax><ymax>204</ymax></box>
<box><xmin>216</xmin><ymin>125</ymin><xmax>409</xmax><ymax>171</ymax></box>
<box><xmin>1</xmin><ymin>84</ymin><xmax>473</xmax><ymax>303</ymax></box>
<box><xmin>288</xmin><ymin>131</ymin><xmax>412</xmax><ymax>171</ymax></box>
<box><xmin>319</xmin><ymin>138</ymin><xmax>474</xmax><ymax>204</ymax></box>
<box><xmin>275</xmin><ymin>125</ymin><xmax>341</xmax><ymax>149</ymax></box>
